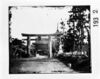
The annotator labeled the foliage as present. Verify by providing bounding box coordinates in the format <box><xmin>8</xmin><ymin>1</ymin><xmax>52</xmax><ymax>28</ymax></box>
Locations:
<box><xmin>61</xmin><ymin>6</ymin><xmax>90</xmax><ymax>55</ymax></box>
<box><xmin>9</xmin><ymin>38</ymin><xmax>28</xmax><ymax>58</ymax></box>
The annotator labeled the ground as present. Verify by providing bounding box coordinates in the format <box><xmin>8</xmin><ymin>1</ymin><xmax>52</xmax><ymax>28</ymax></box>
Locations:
<box><xmin>10</xmin><ymin>56</ymin><xmax>78</xmax><ymax>74</ymax></box>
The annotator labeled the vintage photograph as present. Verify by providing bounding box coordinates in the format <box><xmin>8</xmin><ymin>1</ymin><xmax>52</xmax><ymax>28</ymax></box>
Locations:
<box><xmin>9</xmin><ymin>5</ymin><xmax>91</xmax><ymax>74</ymax></box>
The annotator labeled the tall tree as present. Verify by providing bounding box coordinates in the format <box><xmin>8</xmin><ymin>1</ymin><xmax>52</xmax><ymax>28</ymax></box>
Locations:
<box><xmin>60</xmin><ymin>6</ymin><xmax>90</xmax><ymax>55</ymax></box>
<box><xmin>67</xmin><ymin>6</ymin><xmax>90</xmax><ymax>55</ymax></box>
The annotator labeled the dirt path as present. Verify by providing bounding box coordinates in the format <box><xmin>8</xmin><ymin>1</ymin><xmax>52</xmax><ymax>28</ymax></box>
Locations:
<box><xmin>10</xmin><ymin>58</ymin><xmax>78</xmax><ymax>74</ymax></box>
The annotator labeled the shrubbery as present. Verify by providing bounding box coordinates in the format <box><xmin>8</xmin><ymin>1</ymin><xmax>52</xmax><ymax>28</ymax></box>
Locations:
<box><xmin>9</xmin><ymin>38</ymin><xmax>29</xmax><ymax>58</ymax></box>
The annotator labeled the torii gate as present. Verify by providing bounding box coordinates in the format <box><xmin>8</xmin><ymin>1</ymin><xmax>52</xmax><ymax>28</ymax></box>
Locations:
<box><xmin>21</xmin><ymin>33</ymin><xmax>62</xmax><ymax>58</ymax></box>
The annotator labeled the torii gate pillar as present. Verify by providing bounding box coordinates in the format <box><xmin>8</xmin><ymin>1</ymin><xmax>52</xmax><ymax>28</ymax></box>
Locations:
<box><xmin>27</xmin><ymin>36</ymin><xmax>31</xmax><ymax>56</ymax></box>
<box><xmin>49</xmin><ymin>36</ymin><xmax>53</xmax><ymax>58</ymax></box>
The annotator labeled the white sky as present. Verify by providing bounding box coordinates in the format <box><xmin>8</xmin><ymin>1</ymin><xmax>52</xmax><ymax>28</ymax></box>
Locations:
<box><xmin>10</xmin><ymin>6</ymin><xmax>72</xmax><ymax>39</ymax></box>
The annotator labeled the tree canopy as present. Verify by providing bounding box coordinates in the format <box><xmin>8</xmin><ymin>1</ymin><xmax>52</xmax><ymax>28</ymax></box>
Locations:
<box><xmin>60</xmin><ymin>6</ymin><xmax>90</xmax><ymax>53</ymax></box>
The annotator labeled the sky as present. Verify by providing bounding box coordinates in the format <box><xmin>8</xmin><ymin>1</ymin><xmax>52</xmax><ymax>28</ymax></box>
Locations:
<box><xmin>10</xmin><ymin>6</ymin><xmax>72</xmax><ymax>39</ymax></box>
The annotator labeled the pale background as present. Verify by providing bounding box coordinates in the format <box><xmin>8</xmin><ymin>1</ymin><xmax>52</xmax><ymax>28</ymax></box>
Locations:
<box><xmin>10</xmin><ymin>6</ymin><xmax>71</xmax><ymax>39</ymax></box>
<box><xmin>0</xmin><ymin>0</ymin><xmax>100</xmax><ymax>79</ymax></box>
